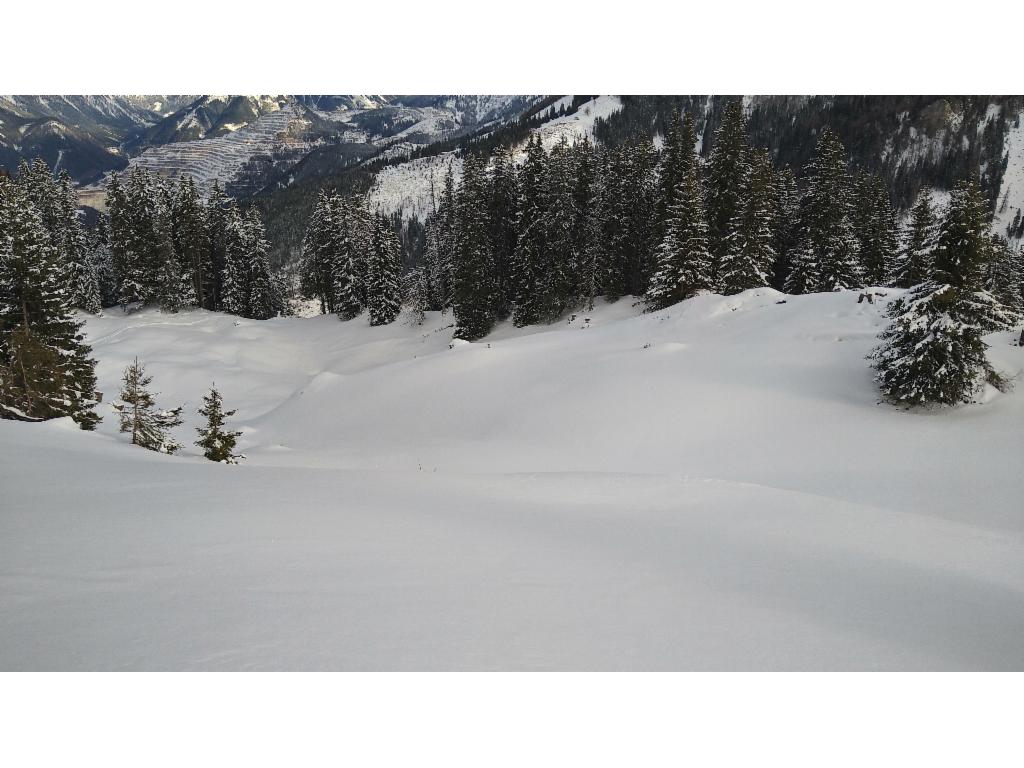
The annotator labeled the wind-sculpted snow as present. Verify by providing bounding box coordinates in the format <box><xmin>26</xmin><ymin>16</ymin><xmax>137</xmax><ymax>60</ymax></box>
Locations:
<box><xmin>2</xmin><ymin>289</ymin><xmax>1023</xmax><ymax>669</ymax></box>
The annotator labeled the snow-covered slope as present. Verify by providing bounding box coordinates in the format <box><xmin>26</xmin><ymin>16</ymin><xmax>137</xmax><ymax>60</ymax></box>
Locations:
<box><xmin>367</xmin><ymin>152</ymin><xmax>463</xmax><ymax>220</ymax></box>
<box><xmin>92</xmin><ymin>101</ymin><xmax>310</xmax><ymax>198</ymax></box>
<box><xmin>2</xmin><ymin>289</ymin><xmax>1023</xmax><ymax>670</ymax></box>
<box><xmin>367</xmin><ymin>96</ymin><xmax>623</xmax><ymax>219</ymax></box>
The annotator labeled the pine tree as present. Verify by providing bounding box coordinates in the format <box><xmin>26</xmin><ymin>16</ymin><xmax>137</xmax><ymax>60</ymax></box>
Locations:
<box><xmin>543</xmin><ymin>136</ymin><xmax>580</xmax><ymax>319</ymax></box>
<box><xmin>645</xmin><ymin>113</ymin><xmax>713</xmax><ymax>310</ymax></box>
<box><xmin>707</xmin><ymin>100</ymin><xmax>752</xmax><ymax>282</ymax></box>
<box><xmin>109</xmin><ymin>167</ymin><xmax>163</xmax><ymax>309</ymax></box>
<box><xmin>17</xmin><ymin>159</ymin><xmax>63</xmax><ymax>248</ymax></box>
<box><xmin>270</xmin><ymin>269</ymin><xmax>293</xmax><ymax>318</ymax></box>
<box><xmin>299</xmin><ymin>190</ymin><xmax>337</xmax><ymax>314</ymax></box>
<box><xmin>366</xmin><ymin>215</ymin><xmax>403</xmax><ymax>326</ymax></box>
<box><xmin>488</xmin><ymin>147</ymin><xmax>519</xmax><ymax>319</ymax></box>
<box><xmin>986</xmin><ymin>234</ymin><xmax>1024</xmax><ymax>314</ymax></box>
<box><xmin>871</xmin><ymin>177</ymin><xmax>1017</xmax><ymax>406</ymax></box>
<box><xmin>433</xmin><ymin>164</ymin><xmax>458</xmax><ymax>311</ymax></box>
<box><xmin>772</xmin><ymin>167</ymin><xmax>801</xmax><ymax>289</ymax></box>
<box><xmin>512</xmin><ymin>136</ymin><xmax>548</xmax><ymax>326</ymax></box>
<box><xmin>453</xmin><ymin>153</ymin><xmax>496</xmax><ymax>339</ymax></box>
<box><xmin>853</xmin><ymin>172</ymin><xmax>898</xmax><ymax>286</ymax></box>
<box><xmin>720</xmin><ymin>149</ymin><xmax>776</xmax><ymax>294</ymax></box>
<box><xmin>195</xmin><ymin>384</ymin><xmax>244</xmax><ymax>464</ymax></box>
<box><xmin>205</xmin><ymin>180</ymin><xmax>231</xmax><ymax>310</ymax></box>
<box><xmin>245</xmin><ymin>208</ymin><xmax>275</xmax><ymax>320</ymax></box>
<box><xmin>89</xmin><ymin>216</ymin><xmax>119</xmax><ymax>308</ymax></box>
<box><xmin>786</xmin><ymin>128</ymin><xmax>861</xmax><ymax>293</ymax></box>
<box><xmin>347</xmin><ymin>196</ymin><xmax>374</xmax><ymax>309</ymax></box>
<box><xmin>221</xmin><ymin>204</ymin><xmax>250</xmax><ymax>316</ymax></box>
<box><xmin>155</xmin><ymin>193</ymin><xmax>193</xmax><ymax>312</ymax></box>
<box><xmin>112</xmin><ymin>358</ymin><xmax>183</xmax><ymax>453</ymax></box>
<box><xmin>55</xmin><ymin>171</ymin><xmax>101</xmax><ymax>313</ymax></box>
<box><xmin>893</xmin><ymin>188</ymin><xmax>938</xmax><ymax>288</ymax></box>
<box><xmin>0</xmin><ymin>176</ymin><xmax>100</xmax><ymax>429</ymax></box>
<box><xmin>572</xmin><ymin>138</ymin><xmax>600</xmax><ymax>310</ymax></box>
<box><xmin>655</xmin><ymin>111</ymin><xmax>685</xmax><ymax>246</ymax></box>
<box><xmin>331</xmin><ymin>195</ymin><xmax>364</xmax><ymax>320</ymax></box>
<box><xmin>173</xmin><ymin>174</ymin><xmax>211</xmax><ymax>309</ymax></box>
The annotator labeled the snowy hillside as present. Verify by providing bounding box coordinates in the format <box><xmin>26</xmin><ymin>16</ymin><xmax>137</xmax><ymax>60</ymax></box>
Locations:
<box><xmin>994</xmin><ymin>113</ymin><xmax>1024</xmax><ymax>242</ymax></box>
<box><xmin>367</xmin><ymin>96</ymin><xmax>623</xmax><ymax>219</ymax></box>
<box><xmin>367</xmin><ymin>152</ymin><xmax>463</xmax><ymax>220</ymax></box>
<box><xmin>2</xmin><ymin>289</ymin><xmax>1023</xmax><ymax>670</ymax></box>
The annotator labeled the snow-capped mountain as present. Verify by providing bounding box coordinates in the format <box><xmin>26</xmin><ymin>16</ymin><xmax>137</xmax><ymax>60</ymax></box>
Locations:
<box><xmin>6</xmin><ymin>95</ymin><xmax>1024</xmax><ymax>264</ymax></box>
<box><xmin>0</xmin><ymin>94</ymin><xmax>538</xmax><ymax>193</ymax></box>
<box><xmin>0</xmin><ymin>95</ymin><xmax>193</xmax><ymax>183</ymax></box>
<box><xmin>66</xmin><ymin>95</ymin><xmax>539</xmax><ymax>208</ymax></box>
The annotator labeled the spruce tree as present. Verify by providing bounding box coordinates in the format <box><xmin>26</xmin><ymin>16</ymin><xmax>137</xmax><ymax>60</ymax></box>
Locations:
<box><xmin>543</xmin><ymin>136</ymin><xmax>580</xmax><ymax>319</ymax></box>
<box><xmin>299</xmin><ymin>190</ymin><xmax>337</xmax><ymax>314</ymax></box>
<box><xmin>772</xmin><ymin>167</ymin><xmax>801</xmax><ymax>289</ymax></box>
<box><xmin>433</xmin><ymin>164</ymin><xmax>458</xmax><ymax>311</ymax></box>
<box><xmin>0</xmin><ymin>177</ymin><xmax>100</xmax><ymax>429</ymax></box>
<box><xmin>366</xmin><ymin>215</ymin><xmax>402</xmax><ymax>326</ymax></box>
<box><xmin>872</xmin><ymin>177</ymin><xmax>1017</xmax><ymax>406</ymax></box>
<box><xmin>55</xmin><ymin>171</ymin><xmax>101</xmax><ymax>313</ymax></box>
<box><xmin>155</xmin><ymin>194</ymin><xmax>194</xmax><ymax>312</ymax></box>
<box><xmin>112</xmin><ymin>358</ymin><xmax>183</xmax><ymax>453</ymax></box>
<box><xmin>488</xmin><ymin>147</ymin><xmax>519</xmax><ymax>319</ymax></box>
<box><xmin>331</xmin><ymin>195</ymin><xmax>364</xmax><ymax>320</ymax></box>
<box><xmin>221</xmin><ymin>204</ymin><xmax>250</xmax><ymax>317</ymax></box>
<box><xmin>785</xmin><ymin>128</ymin><xmax>861</xmax><ymax>293</ymax></box>
<box><xmin>173</xmin><ymin>174</ymin><xmax>211</xmax><ymax>309</ymax></box>
<box><xmin>245</xmin><ymin>209</ymin><xmax>275</xmax><ymax>320</ymax></box>
<box><xmin>205</xmin><ymin>180</ymin><xmax>231</xmax><ymax>310</ymax></box>
<box><xmin>453</xmin><ymin>153</ymin><xmax>496</xmax><ymax>339</ymax></box>
<box><xmin>720</xmin><ymin>149</ymin><xmax>776</xmax><ymax>294</ymax></box>
<box><xmin>89</xmin><ymin>216</ymin><xmax>119</xmax><ymax>308</ymax></box>
<box><xmin>893</xmin><ymin>188</ymin><xmax>938</xmax><ymax>288</ymax></box>
<box><xmin>986</xmin><ymin>234</ymin><xmax>1024</xmax><ymax>314</ymax></box>
<box><xmin>512</xmin><ymin>136</ymin><xmax>548</xmax><ymax>326</ymax></box>
<box><xmin>195</xmin><ymin>384</ymin><xmax>244</xmax><ymax>464</ymax></box>
<box><xmin>572</xmin><ymin>138</ymin><xmax>600</xmax><ymax>310</ymax></box>
<box><xmin>655</xmin><ymin>112</ymin><xmax>685</xmax><ymax>246</ymax></box>
<box><xmin>347</xmin><ymin>197</ymin><xmax>375</xmax><ymax>308</ymax></box>
<box><xmin>707</xmin><ymin>100</ymin><xmax>752</xmax><ymax>282</ymax></box>
<box><xmin>853</xmin><ymin>172</ymin><xmax>898</xmax><ymax>286</ymax></box>
<box><xmin>645</xmin><ymin>113</ymin><xmax>713</xmax><ymax>310</ymax></box>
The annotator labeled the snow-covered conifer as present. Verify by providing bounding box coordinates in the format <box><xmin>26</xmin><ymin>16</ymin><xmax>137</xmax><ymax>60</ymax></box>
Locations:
<box><xmin>787</xmin><ymin>128</ymin><xmax>861</xmax><ymax>293</ymax></box>
<box><xmin>453</xmin><ymin>153</ymin><xmax>496</xmax><ymax>339</ymax></box>
<box><xmin>892</xmin><ymin>188</ymin><xmax>938</xmax><ymax>288</ymax></box>
<box><xmin>366</xmin><ymin>215</ymin><xmax>403</xmax><ymax>326</ymax></box>
<box><xmin>0</xmin><ymin>177</ymin><xmax>100</xmax><ymax>429</ymax></box>
<box><xmin>195</xmin><ymin>384</ymin><xmax>244</xmax><ymax>464</ymax></box>
<box><xmin>872</xmin><ymin>177</ymin><xmax>1017</xmax><ymax>406</ymax></box>
<box><xmin>707</xmin><ymin>99</ymin><xmax>752</xmax><ymax>281</ymax></box>
<box><xmin>645</xmin><ymin>113</ymin><xmax>713</xmax><ymax>310</ymax></box>
<box><xmin>512</xmin><ymin>136</ymin><xmax>548</xmax><ymax>326</ymax></box>
<box><xmin>720</xmin><ymin>149</ymin><xmax>776</xmax><ymax>294</ymax></box>
<box><xmin>173</xmin><ymin>174</ymin><xmax>211</xmax><ymax>309</ymax></box>
<box><xmin>112</xmin><ymin>358</ymin><xmax>183</xmax><ymax>453</ymax></box>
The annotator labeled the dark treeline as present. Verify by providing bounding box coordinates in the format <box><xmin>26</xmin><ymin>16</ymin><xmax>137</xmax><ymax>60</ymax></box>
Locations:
<box><xmin>104</xmin><ymin>166</ymin><xmax>290</xmax><ymax>319</ymax></box>
<box><xmin>0</xmin><ymin>160</ymin><xmax>100</xmax><ymax>427</ymax></box>
<box><xmin>593</xmin><ymin>96</ymin><xmax>1024</xmax><ymax>215</ymax></box>
<box><xmin>4</xmin><ymin>98</ymin><xmax>1024</xmax><ymax>423</ymax></box>
<box><xmin>0</xmin><ymin>158</ymin><xmax>291</xmax><ymax>429</ymax></box>
<box><xmin>385</xmin><ymin>100</ymin><xmax>1022</xmax><ymax>348</ymax></box>
<box><xmin>297</xmin><ymin>190</ymin><xmax>404</xmax><ymax>326</ymax></box>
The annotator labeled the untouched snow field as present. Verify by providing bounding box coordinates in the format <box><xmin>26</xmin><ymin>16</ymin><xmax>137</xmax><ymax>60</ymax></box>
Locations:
<box><xmin>2</xmin><ymin>288</ymin><xmax>1024</xmax><ymax>670</ymax></box>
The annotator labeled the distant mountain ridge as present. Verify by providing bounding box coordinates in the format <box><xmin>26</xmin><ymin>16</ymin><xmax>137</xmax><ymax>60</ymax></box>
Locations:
<box><xmin>0</xmin><ymin>94</ymin><xmax>540</xmax><ymax>197</ymax></box>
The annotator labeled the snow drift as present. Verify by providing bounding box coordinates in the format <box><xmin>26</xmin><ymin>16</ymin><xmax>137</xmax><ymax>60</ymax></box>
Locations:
<box><xmin>2</xmin><ymin>288</ymin><xmax>1023</xmax><ymax>669</ymax></box>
